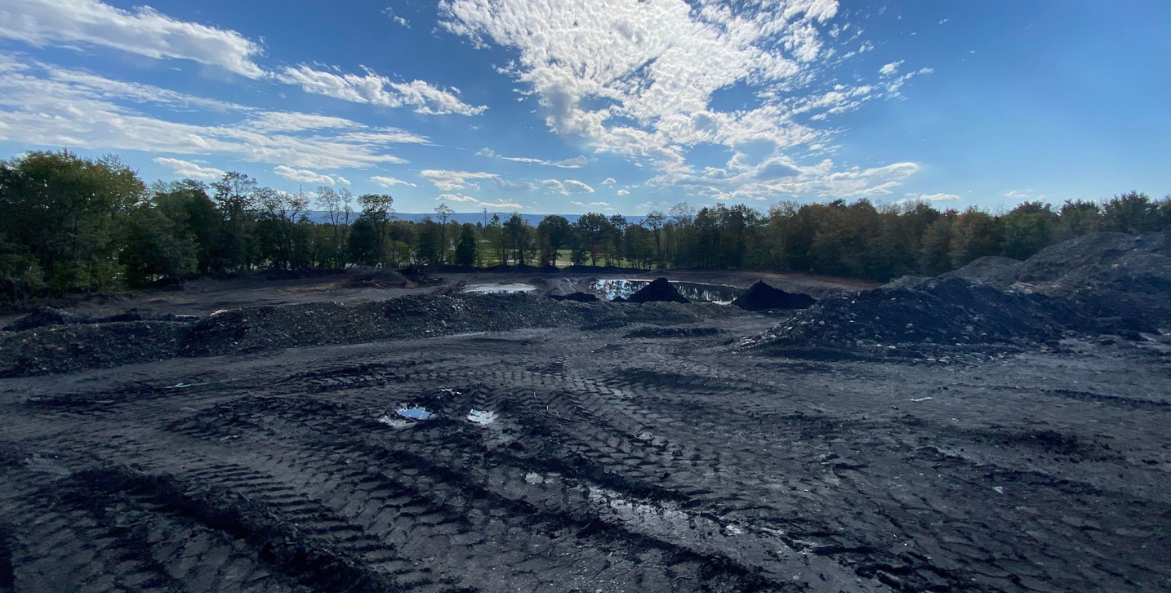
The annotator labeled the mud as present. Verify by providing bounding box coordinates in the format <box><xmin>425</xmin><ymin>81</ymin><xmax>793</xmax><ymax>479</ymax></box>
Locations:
<box><xmin>0</xmin><ymin>295</ymin><xmax>1169</xmax><ymax>592</ymax></box>
<box><xmin>626</xmin><ymin>278</ymin><xmax>690</xmax><ymax>303</ymax></box>
<box><xmin>732</xmin><ymin>282</ymin><xmax>816</xmax><ymax>311</ymax></box>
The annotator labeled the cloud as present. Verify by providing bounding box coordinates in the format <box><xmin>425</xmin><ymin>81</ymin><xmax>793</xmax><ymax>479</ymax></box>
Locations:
<box><xmin>0</xmin><ymin>56</ymin><xmax>422</xmax><ymax>169</ymax></box>
<box><xmin>421</xmin><ymin>169</ymin><xmax>501</xmax><ymax>191</ymax></box>
<box><xmin>438</xmin><ymin>193</ymin><xmax>479</xmax><ymax>203</ymax></box>
<box><xmin>478</xmin><ymin>199</ymin><xmax>523</xmax><ymax>209</ymax></box>
<box><xmin>879</xmin><ymin>60</ymin><xmax>903</xmax><ymax>77</ymax></box>
<box><xmin>0</xmin><ymin>0</ymin><xmax>265</xmax><ymax>78</ymax></box>
<box><xmin>894</xmin><ymin>192</ymin><xmax>960</xmax><ymax>205</ymax></box>
<box><xmin>371</xmin><ymin>176</ymin><xmax>416</xmax><ymax>188</ymax></box>
<box><xmin>602</xmin><ymin>177</ymin><xmax>616</xmax><ymax>185</ymax></box>
<box><xmin>153</xmin><ymin>157</ymin><xmax>225</xmax><ymax>180</ymax></box>
<box><xmin>277</xmin><ymin>65</ymin><xmax>487</xmax><ymax>116</ymax></box>
<box><xmin>563</xmin><ymin>179</ymin><xmax>595</xmax><ymax>194</ymax></box>
<box><xmin>439</xmin><ymin>0</ymin><xmax>930</xmax><ymax>202</ymax></box>
<box><xmin>274</xmin><ymin>165</ymin><xmax>342</xmax><ymax>185</ymax></box>
<box><xmin>384</xmin><ymin>7</ymin><xmax>410</xmax><ymax>28</ymax></box>
<box><xmin>646</xmin><ymin>156</ymin><xmax>922</xmax><ymax>201</ymax></box>
<box><xmin>616</xmin><ymin>189</ymin><xmax>630</xmax><ymax>196</ymax></box>
<box><xmin>542</xmin><ymin>179</ymin><xmax>594</xmax><ymax>195</ymax></box>
<box><xmin>477</xmin><ymin>147</ymin><xmax>587</xmax><ymax>168</ymax></box>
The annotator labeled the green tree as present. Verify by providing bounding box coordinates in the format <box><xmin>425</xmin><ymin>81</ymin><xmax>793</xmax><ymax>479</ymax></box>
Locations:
<box><xmin>454</xmin><ymin>223</ymin><xmax>478</xmax><ymax>266</ymax></box>
<box><xmin>0</xmin><ymin>150</ymin><xmax>142</xmax><ymax>291</ymax></box>
<box><xmin>536</xmin><ymin>215</ymin><xmax>572</xmax><ymax>267</ymax></box>
<box><xmin>1102</xmin><ymin>191</ymin><xmax>1159</xmax><ymax>233</ymax></box>
<box><xmin>503</xmin><ymin>213</ymin><xmax>535</xmax><ymax>266</ymax></box>
<box><xmin>121</xmin><ymin>203</ymin><xmax>197</xmax><ymax>287</ymax></box>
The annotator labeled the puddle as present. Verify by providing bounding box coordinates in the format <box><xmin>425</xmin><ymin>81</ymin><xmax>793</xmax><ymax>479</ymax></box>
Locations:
<box><xmin>589</xmin><ymin>279</ymin><xmax>744</xmax><ymax>304</ymax></box>
<box><xmin>379</xmin><ymin>407</ymin><xmax>433</xmax><ymax>427</ymax></box>
<box><xmin>397</xmin><ymin>407</ymin><xmax>433</xmax><ymax>420</ymax></box>
<box><xmin>465</xmin><ymin>283</ymin><xmax>538</xmax><ymax>294</ymax></box>
<box><xmin>467</xmin><ymin>409</ymin><xmax>497</xmax><ymax>425</ymax></box>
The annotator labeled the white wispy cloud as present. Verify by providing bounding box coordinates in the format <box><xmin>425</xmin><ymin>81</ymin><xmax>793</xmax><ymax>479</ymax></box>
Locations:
<box><xmin>879</xmin><ymin>60</ymin><xmax>904</xmax><ymax>76</ymax></box>
<box><xmin>420</xmin><ymin>169</ymin><xmax>501</xmax><ymax>191</ymax></box>
<box><xmin>894</xmin><ymin>192</ymin><xmax>961</xmax><ymax>205</ymax></box>
<box><xmin>477</xmin><ymin>147</ymin><xmax>587</xmax><ymax>168</ymax></box>
<box><xmin>439</xmin><ymin>0</ymin><xmax>930</xmax><ymax>199</ymax></box>
<box><xmin>542</xmin><ymin>179</ymin><xmax>594</xmax><ymax>195</ymax></box>
<box><xmin>602</xmin><ymin>177</ymin><xmax>616</xmax><ymax>185</ymax></box>
<box><xmin>273</xmin><ymin>165</ymin><xmax>344</xmax><ymax>185</ymax></box>
<box><xmin>0</xmin><ymin>55</ymin><xmax>422</xmax><ymax>169</ymax></box>
<box><xmin>153</xmin><ymin>157</ymin><xmax>225</xmax><ymax>180</ymax></box>
<box><xmin>277</xmin><ymin>65</ymin><xmax>487</xmax><ymax>116</ymax></box>
<box><xmin>371</xmin><ymin>176</ymin><xmax>416</xmax><ymax>188</ymax></box>
<box><xmin>438</xmin><ymin>193</ymin><xmax>479</xmax><ymax>203</ymax></box>
<box><xmin>616</xmin><ymin>189</ymin><xmax>630</xmax><ymax>196</ymax></box>
<box><xmin>0</xmin><ymin>0</ymin><xmax>265</xmax><ymax>78</ymax></box>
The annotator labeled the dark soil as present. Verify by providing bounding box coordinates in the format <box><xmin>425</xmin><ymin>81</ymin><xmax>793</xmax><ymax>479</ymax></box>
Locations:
<box><xmin>0</xmin><ymin>234</ymin><xmax>1167</xmax><ymax>592</ymax></box>
<box><xmin>732</xmin><ymin>281</ymin><xmax>816</xmax><ymax>311</ymax></box>
<box><xmin>626</xmin><ymin>277</ymin><xmax>689</xmax><ymax>303</ymax></box>
<box><xmin>547</xmin><ymin>292</ymin><xmax>599</xmax><ymax>303</ymax></box>
<box><xmin>343</xmin><ymin>268</ymin><xmax>410</xmax><ymax>288</ymax></box>
<box><xmin>0</xmin><ymin>310</ymin><xmax>1167</xmax><ymax>592</ymax></box>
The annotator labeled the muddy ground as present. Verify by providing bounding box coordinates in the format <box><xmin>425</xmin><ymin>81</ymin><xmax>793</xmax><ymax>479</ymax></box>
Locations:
<box><xmin>0</xmin><ymin>269</ymin><xmax>1168</xmax><ymax>593</ymax></box>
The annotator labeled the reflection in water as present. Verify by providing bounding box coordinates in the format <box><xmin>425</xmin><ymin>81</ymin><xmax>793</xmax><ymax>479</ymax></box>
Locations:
<box><xmin>589</xmin><ymin>279</ymin><xmax>744</xmax><ymax>304</ymax></box>
<box><xmin>465</xmin><ymin>283</ymin><xmax>538</xmax><ymax>294</ymax></box>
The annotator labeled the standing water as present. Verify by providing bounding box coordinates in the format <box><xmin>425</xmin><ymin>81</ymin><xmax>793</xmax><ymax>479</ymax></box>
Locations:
<box><xmin>589</xmin><ymin>279</ymin><xmax>744</xmax><ymax>304</ymax></box>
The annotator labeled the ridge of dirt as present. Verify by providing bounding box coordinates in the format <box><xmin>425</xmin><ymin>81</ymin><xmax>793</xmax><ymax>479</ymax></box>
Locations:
<box><xmin>0</xmin><ymin>294</ymin><xmax>739</xmax><ymax>377</ymax></box>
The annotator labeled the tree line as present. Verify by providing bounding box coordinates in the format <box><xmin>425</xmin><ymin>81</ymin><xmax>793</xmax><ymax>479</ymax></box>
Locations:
<box><xmin>2</xmin><ymin>150</ymin><xmax>1169</xmax><ymax>303</ymax></box>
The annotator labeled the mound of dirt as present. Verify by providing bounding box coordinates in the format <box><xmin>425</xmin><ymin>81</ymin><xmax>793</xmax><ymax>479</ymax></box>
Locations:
<box><xmin>743</xmin><ymin>277</ymin><xmax>1089</xmax><ymax>360</ymax></box>
<box><xmin>397</xmin><ymin>264</ymin><xmax>443</xmax><ymax>286</ymax></box>
<box><xmin>731</xmin><ymin>281</ymin><xmax>816</xmax><ymax>311</ymax></box>
<box><xmin>3</xmin><ymin>307</ymin><xmax>88</xmax><ymax>332</ymax></box>
<box><xmin>0</xmin><ymin>293</ymin><xmax>744</xmax><ymax>376</ymax></box>
<box><xmin>548</xmin><ymin>292</ymin><xmax>599</xmax><ymax>303</ymax></box>
<box><xmin>344</xmin><ymin>268</ymin><xmax>410</xmax><ymax>288</ymax></box>
<box><xmin>626</xmin><ymin>278</ymin><xmax>688</xmax><ymax>304</ymax></box>
<box><xmin>946</xmin><ymin>232</ymin><xmax>1170</xmax><ymax>295</ymax></box>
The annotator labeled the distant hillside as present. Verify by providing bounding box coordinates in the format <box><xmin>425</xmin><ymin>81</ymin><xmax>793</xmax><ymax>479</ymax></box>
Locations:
<box><xmin>301</xmin><ymin>212</ymin><xmax>646</xmax><ymax>226</ymax></box>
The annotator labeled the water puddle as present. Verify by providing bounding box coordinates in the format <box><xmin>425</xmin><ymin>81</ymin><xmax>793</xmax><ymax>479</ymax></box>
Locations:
<box><xmin>589</xmin><ymin>279</ymin><xmax>744</xmax><ymax>304</ymax></box>
<box><xmin>465</xmin><ymin>283</ymin><xmax>538</xmax><ymax>294</ymax></box>
<box><xmin>378</xmin><ymin>406</ymin><xmax>433</xmax><ymax>428</ymax></box>
<box><xmin>467</xmin><ymin>409</ymin><xmax>497</xmax><ymax>425</ymax></box>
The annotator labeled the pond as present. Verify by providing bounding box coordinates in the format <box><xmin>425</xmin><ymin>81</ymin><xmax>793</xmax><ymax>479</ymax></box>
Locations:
<box><xmin>589</xmin><ymin>279</ymin><xmax>745</xmax><ymax>304</ymax></box>
<box><xmin>464</xmin><ymin>283</ymin><xmax>539</xmax><ymax>294</ymax></box>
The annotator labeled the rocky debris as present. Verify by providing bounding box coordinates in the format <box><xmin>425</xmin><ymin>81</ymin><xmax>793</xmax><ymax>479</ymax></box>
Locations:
<box><xmin>343</xmin><ymin>268</ymin><xmax>410</xmax><ymax>288</ymax></box>
<box><xmin>626</xmin><ymin>278</ymin><xmax>688</xmax><ymax>304</ymax></box>
<box><xmin>742</xmin><ymin>277</ymin><xmax>1089</xmax><ymax>360</ymax></box>
<box><xmin>548</xmin><ymin>292</ymin><xmax>599</xmax><ymax>303</ymax></box>
<box><xmin>731</xmin><ymin>281</ymin><xmax>816</xmax><ymax>311</ymax></box>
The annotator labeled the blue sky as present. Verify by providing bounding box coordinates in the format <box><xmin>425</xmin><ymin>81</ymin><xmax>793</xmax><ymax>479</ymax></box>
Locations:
<box><xmin>1</xmin><ymin>0</ymin><xmax>1167</xmax><ymax>214</ymax></box>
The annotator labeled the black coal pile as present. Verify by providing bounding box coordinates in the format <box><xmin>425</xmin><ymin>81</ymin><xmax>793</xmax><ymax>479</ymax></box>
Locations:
<box><xmin>732</xmin><ymin>281</ymin><xmax>816</xmax><ymax>311</ymax></box>
<box><xmin>3</xmin><ymin>307</ymin><xmax>88</xmax><ymax>332</ymax></box>
<box><xmin>625</xmin><ymin>278</ymin><xmax>688</xmax><ymax>304</ymax></box>
<box><xmin>397</xmin><ymin>264</ymin><xmax>443</xmax><ymax>286</ymax></box>
<box><xmin>548</xmin><ymin>292</ymin><xmax>599</xmax><ymax>303</ymax></box>
<box><xmin>743</xmin><ymin>277</ymin><xmax>1083</xmax><ymax>360</ymax></box>
<box><xmin>343</xmin><ymin>268</ymin><xmax>409</xmax><ymax>288</ymax></box>
<box><xmin>2</xmin><ymin>307</ymin><xmax>198</xmax><ymax>332</ymax></box>
<box><xmin>939</xmin><ymin>232</ymin><xmax>1171</xmax><ymax>333</ymax></box>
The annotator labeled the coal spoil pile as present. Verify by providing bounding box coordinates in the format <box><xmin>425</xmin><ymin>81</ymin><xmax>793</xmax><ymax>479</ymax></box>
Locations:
<box><xmin>743</xmin><ymin>277</ymin><xmax>1083</xmax><ymax>360</ymax></box>
<box><xmin>625</xmin><ymin>278</ymin><xmax>689</xmax><ymax>303</ymax></box>
<box><xmin>731</xmin><ymin>281</ymin><xmax>816</xmax><ymax>311</ymax></box>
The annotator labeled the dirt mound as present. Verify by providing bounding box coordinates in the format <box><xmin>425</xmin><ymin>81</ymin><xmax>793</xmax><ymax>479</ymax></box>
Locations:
<box><xmin>3</xmin><ymin>307</ymin><xmax>88</xmax><ymax>332</ymax></box>
<box><xmin>731</xmin><ymin>281</ymin><xmax>815</xmax><ymax>311</ymax></box>
<box><xmin>396</xmin><ymin>264</ymin><xmax>443</xmax><ymax>286</ymax></box>
<box><xmin>0</xmin><ymin>294</ymin><xmax>744</xmax><ymax>376</ymax></box>
<box><xmin>626</xmin><ymin>278</ymin><xmax>688</xmax><ymax>304</ymax></box>
<box><xmin>946</xmin><ymin>232</ymin><xmax>1170</xmax><ymax>295</ymax></box>
<box><xmin>343</xmin><ymin>268</ymin><xmax>409</xmax><ymax>288</ymax></box>
<box><xmin>743</xmin><ymin>277</ymin><xmax>1090</xmax><ymax>360</ymax></box>
<box><xmin>941</xmin><ymin>256</ymin><xmax>1023</xmax><ymax>287</ymax></box>
<box><xmin>548</xmin><ymin>292</ymin><xmax>599</xmax><ymax>303</ymax></box>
